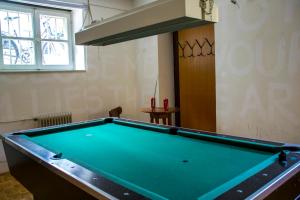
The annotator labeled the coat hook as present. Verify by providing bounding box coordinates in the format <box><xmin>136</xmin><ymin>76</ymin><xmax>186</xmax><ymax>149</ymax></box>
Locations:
<box><xmin>186</xmin><ymin>41</ymin><xmax>196</xmax><ymax>57</ymax></box>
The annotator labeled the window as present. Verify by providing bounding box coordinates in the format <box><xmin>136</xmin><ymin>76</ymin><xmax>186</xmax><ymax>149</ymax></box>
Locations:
<box><xmin>0</xmin><ymin>3</ymin><xmax>74</xmax><ymax>71</ymax></box>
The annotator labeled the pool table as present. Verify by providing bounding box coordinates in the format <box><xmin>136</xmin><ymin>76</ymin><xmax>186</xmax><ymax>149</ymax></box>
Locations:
<box><xmin>2</xmin><ymin>118</ymin><xmax>300</xmax><ymax>200</ymax></box>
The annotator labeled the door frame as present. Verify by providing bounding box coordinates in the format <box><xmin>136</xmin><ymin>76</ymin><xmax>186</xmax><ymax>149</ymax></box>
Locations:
<box><xmin>173</xmin><ymin>31</ymin><xmax>181</xmax><ymax>127</ymax></box>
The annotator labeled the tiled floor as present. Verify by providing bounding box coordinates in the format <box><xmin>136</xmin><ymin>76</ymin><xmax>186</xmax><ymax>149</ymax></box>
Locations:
<box><xmin>0</xmin><ymin>173</ymin><xmax>33</xmax><ymax>200</ymax></box>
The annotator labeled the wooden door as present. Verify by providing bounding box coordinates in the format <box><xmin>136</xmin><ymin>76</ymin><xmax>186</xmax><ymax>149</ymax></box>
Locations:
<box><xmin>174</xmin><ymin>24</ymin><xmax>216</xmax><ymax>132</ymax></box>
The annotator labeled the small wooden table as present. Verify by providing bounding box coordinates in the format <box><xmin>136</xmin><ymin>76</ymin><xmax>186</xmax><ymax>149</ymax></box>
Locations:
<box><xmin>141</xmin><ymin>107</ymin><xmax>179</xmax><ymax>125</ymax></box>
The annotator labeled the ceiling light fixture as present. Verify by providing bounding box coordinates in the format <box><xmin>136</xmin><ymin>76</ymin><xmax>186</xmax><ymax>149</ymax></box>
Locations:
<box><xmin>75</xmin><ymin>0</ymin><xmax>218</xmax><ymax>46</ymax></box>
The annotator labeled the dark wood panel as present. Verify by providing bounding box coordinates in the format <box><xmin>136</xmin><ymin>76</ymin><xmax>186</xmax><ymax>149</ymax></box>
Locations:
<box><xmin>175</xmin><ymin>24</ymin><xmax>216</xmax><ymax>132</ymax></box>
<box><xmin>173</xmin><ymin>32</ymin><xmax>181</xmax><ymax>127</ymax></box>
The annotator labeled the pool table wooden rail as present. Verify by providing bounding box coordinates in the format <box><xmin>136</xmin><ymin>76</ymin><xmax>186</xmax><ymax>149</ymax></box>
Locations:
<box><xmin>3</xmin><ymin>134</ymin><xmax>148</xmax><ymax>200</ymax></box>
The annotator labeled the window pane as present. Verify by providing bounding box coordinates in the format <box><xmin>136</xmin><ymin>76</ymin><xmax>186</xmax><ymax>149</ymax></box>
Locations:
<box><xmin>2</xmin><ymin>39</ymin><xmax>35</xmax><ymax>65</ymax></box>
<box><xmin>40</xmin><ymin>15</ymin><xmax>68</xmax><ymax>40</ymax></box>
<box><xmin>42</xmin><ymin>41</ymin><xmax>69</xmax><ymax>65</ymax></box>
<box><xmin>0</xmin><ymin>11</ymin><xmax>9</xmax><ymax>36</ymax></box>
<box><xmin>0</xmin><ymin>9</ymin><xmax>33</xmax><ymax>38</ymax></box>
<box><xmin>2</xmin><ymin>39</ymin><xmax>13</xmax><ymax>64</ymax></box>
<box><xmin>19</xmin><ymin>12</ymin><xmax>33</xmax><ymax>38</ymax></box>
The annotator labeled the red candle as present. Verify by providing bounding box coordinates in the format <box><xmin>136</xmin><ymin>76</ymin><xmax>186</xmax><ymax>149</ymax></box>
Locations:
<box><xmin>163</xmin><ymin>98</ymin><xmax>169</xmax><ymax>111</ymax></box>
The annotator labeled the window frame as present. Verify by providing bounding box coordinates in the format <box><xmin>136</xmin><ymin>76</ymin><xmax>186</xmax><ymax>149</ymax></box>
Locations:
<box><xmin>0</xmin><ymin>2</ymin><xmax>75</xmax><ymax>71</ymax></box>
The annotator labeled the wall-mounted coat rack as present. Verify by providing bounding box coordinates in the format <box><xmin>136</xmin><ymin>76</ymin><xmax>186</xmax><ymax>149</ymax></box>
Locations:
<box><xmin>178</xmin><ymin>38</ymin><xmax>215</xmax><ymax>58</ymax></box>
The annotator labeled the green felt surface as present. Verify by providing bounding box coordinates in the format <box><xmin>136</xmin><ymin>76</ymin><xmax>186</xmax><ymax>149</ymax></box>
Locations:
<box><xmin>22</xmin><ymin>123</ymin><xmax>276</xmax><ymax>200</ymax></box>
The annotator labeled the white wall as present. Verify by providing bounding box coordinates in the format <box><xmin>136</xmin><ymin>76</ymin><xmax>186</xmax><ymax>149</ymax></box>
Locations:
<box><xmin>215</xmin><ymin>0</ymin><xmax>300</xmax><ymax>143</ymax></box>
<box><xmin>135</xmin><ymin>36</ymin><xmax>159</xmax><ymax>121</ymax></box>
<box><xmin>158</xmin><ymin>33</ymin><xmax>175</xmax><ymax>112</ymax></box>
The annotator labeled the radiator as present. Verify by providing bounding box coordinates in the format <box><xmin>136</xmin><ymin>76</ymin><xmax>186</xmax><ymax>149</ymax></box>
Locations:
<box><xmin>36</xmin><ymin>112</ymin><xmax>72</xmax><ymax>127</ymax></box>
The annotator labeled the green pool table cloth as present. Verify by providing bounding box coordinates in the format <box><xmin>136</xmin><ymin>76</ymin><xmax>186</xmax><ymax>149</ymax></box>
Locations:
<box><xmin>22</xmin><ymin>123</ymin><xmax>277</xmax><ymax>200</ymax></box>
